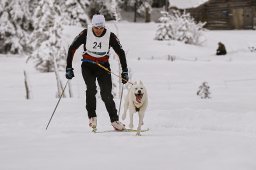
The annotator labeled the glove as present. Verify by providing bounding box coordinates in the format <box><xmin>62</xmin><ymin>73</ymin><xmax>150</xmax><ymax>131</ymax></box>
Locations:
<box><xmin>121</xmin><ymin>68</ymin><xmax>129</xmax><ymax>84</ymax></box>
<box><xmin>66</xmin><ymin>68</ymin><xmax>74</xmax><ymax>79</ymax></box>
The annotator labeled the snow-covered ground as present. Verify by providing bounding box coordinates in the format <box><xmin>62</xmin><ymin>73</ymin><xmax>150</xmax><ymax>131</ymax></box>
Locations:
<box><xmin>1</xmin><ymin>22</ymin><xmax>256</xmax><ymax>170</ymax></box>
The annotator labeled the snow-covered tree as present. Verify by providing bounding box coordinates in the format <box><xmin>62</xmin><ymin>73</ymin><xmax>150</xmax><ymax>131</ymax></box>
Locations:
<box><xmin>155</xmin><ymin>10</ymin><xmax>206</xmax><ymax>45</ymax></box>
<box><xmin>117</xmin><ymin>0</ymin><xmax>133</xmax><ymax>11</ymax></box>
<box><xmin>137</xmin><ymin>0</ymin><xmax>152</xmax><ymax>22</ymax></box>
<box><xmin>88</xmin><ymin>0</ymin><xmax>120</xmax><ymax>20</ymax></box>
<box><xmin>0</xmin><ymin>0</ymin><xmax>91</xmax><ymax>55</ymax></box>
<box><xmin>56</xmin><ymin>0</ymin><xmax>90</xmax><ymax>27</ymax></box>
<box><xmin>29</xmin><ymin>0</ymin><xmax>67</xmax><ymax>96</ymax></box>
<box><xmin>117</xmin><ymin>0</ymin><xmax>152</xmax><ymax>22</ymax></box>
<box><xmin>197</xmin><ymin>82</ymin><xmax>211</xmax><ymax>99</ymax></box>
<box><xmin>29</xmin><ymin>0</ymin><xmax>66</xmax><ymax>72</ymax></box>
<box><xmin>0</xmin><ymin>0</ymin><xmax>33</xmax><ymax>54</ymax></box>
<box><xmin>31</xmin><ymin>2</ymin><xmax>66</xmax><ymax>72</ymax></box>
<box><xmin>109</xmin><ymin>0</ymin><xmax>121</xmax><ymax>21</ymax></box>
<box><xmin>117</xmin><ymin>0</ymin><xmax>145</xmax><ymax>11</ymax></box>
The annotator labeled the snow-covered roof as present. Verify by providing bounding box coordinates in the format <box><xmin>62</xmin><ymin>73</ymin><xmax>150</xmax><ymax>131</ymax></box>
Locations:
<box><xmin>169</xmin><ymin>0</ymin><xmax>208</xmax><ymax>9</ymax></box>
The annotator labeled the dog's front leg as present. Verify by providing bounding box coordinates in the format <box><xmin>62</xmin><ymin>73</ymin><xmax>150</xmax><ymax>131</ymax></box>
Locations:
<box><xmin>136</xmin><ymin>111</ymin><xmax>144</xmax><ymax>136</ymax></box>
<box><xmin>129</xmin><ymin>110</ymin><xmax>134</xmax><ymax>129</ymax></box>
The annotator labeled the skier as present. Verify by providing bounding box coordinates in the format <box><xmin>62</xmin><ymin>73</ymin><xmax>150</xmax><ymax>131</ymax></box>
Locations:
<box><xmin>65</xmin><ymin>14</ymin><xmax>129</xmax><ymax>131</ymax></box>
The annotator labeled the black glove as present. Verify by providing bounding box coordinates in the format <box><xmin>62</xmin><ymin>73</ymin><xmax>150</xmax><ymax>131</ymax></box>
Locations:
<box><xmin>66</xmin><ymin>68</ymin><xmax>74</xmax><ymax>79</ymax></box>
<box><xmin>121</xmin><ymin>68</ymin><xmax>129</xmax><ymax>84</ymax></box>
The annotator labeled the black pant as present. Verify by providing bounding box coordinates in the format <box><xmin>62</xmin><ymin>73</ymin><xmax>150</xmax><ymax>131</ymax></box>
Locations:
<box><xmin>81</xmin><ymin>62</ymin><xmax>118</xmax><ymax>122</ymax></box>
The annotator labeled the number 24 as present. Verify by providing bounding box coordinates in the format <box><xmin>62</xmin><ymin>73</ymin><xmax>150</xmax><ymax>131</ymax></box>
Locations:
<box><xmin>93</xmin><ymin>42</ymin><xmax>102</xmax><ymax>49</ymax></box>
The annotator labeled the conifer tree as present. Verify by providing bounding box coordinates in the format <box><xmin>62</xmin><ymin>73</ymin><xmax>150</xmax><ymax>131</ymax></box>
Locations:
<box><xmin>0</xmin><ymin>0</ymin><xmax>33</xmax><ymax>54</ymax></box>
<box><xmin>30</xmin><ymin>0</ymin><xmax>66</xmax><ymax>72</ymax></box>
<box><xmin>57</xmin><ymin>0</ymin><xmax>90</xmax><ymax>27</ymax></box>
<box><xmin>88</xmin><ymin>0</ymin><xmax>120</xmax><ymax>20</ymax></box>
<box><xmin>155</xmin><ymin>10</ymin><xmax>206</xmax><ymax>45</ymax></box>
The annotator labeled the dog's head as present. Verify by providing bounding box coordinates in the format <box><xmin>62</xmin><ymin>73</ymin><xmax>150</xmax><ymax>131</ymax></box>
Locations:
<box><xmin>131</xmin><ymin>81</ymin><xmax>146</xmax><ymax>104</ymax></box>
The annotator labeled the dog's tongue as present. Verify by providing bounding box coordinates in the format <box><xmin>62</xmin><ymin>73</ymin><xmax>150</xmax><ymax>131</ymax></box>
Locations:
<box><xmin>136</xmin><ymin>94</ymin><xmax>143</xmax><ymax>103</ymax></box>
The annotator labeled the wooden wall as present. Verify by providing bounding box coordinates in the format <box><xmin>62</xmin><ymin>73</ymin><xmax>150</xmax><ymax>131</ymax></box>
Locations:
<box><xmin>187</xmin><ymin>0</ymin><xmax>256</xmax><ymax>30</ymax></box>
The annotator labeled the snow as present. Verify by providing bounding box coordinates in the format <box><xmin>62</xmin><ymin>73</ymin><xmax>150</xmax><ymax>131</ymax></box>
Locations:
<box><xmin>1</xmin><ymin>22</ymin><xmax>256</xmax><ymax>170</ymax></box>
<box><xmin>169</xmin><ymin>0</ymin><xmax>208</xmax><ymax>9</ymax></box>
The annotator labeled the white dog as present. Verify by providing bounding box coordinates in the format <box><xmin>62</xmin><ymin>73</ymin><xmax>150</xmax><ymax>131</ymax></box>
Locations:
<box><xmin>122</xmin><ymin>81</ymin><xmax>148</xmax><ymax>136</ymax></box>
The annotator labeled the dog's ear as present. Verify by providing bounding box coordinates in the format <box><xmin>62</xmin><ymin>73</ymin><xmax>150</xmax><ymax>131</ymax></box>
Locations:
<box><xmin>139</xmin><ymin>80</ymin><xmax>143</xmax><ymax>85</ymax></box>
<box><xmin>133</xmin><ymin>81</ymin><xmax>137</xmax><ymax>85</ymax></box>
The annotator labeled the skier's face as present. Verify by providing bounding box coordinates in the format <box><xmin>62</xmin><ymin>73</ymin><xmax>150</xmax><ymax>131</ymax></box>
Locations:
<box><xmin>92</xmin><ymin>26</ymin><xmax>105</xmax><ymax>36</ymax></box>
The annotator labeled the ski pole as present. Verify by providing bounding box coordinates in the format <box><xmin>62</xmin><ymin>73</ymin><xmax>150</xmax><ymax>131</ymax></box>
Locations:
<box><xmin>118</xmin><ymin>84</ymin><xmax>124</xmax><ymax>116</ymax></box>
<box><xmin>46</xmin><ymin>79</ymin><xmax>69</xmax><ymax>130</ymax></box>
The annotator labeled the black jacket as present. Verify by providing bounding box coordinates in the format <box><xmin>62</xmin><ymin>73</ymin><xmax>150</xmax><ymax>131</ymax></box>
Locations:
<box><xmin>66</xmin><ymin>28</ymin><xmax>127</xmax><ymax>71</ymax></box>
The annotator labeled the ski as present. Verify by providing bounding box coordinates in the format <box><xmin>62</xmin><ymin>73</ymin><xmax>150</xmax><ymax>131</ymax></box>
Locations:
<box><xmin>92</xmin><ymin>127</ymin><xmax>97</xmax><ymax>133</ymax></box>
<box><xmin>92</xmin><ymin>128</ymin><xmax>150</xmax><ymax>133</ymax></box>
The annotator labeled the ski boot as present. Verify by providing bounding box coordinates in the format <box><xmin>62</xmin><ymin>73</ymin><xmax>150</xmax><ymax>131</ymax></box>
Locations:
<box><xmin>89</xmin><ymin>117</ymin><xmax>97</xmax><ymax>132</ymax></box>
<box><xmin>111</xmin><ymin>121</ymin><xmax>125</xmax><ymax>131</ymax></box>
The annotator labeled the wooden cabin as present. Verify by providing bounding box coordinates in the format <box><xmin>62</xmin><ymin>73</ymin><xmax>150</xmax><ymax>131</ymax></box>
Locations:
<box><xmin>186</xmin><ymin>0</ymin><xmax>256</xmax><ymax>30</ymax></box>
